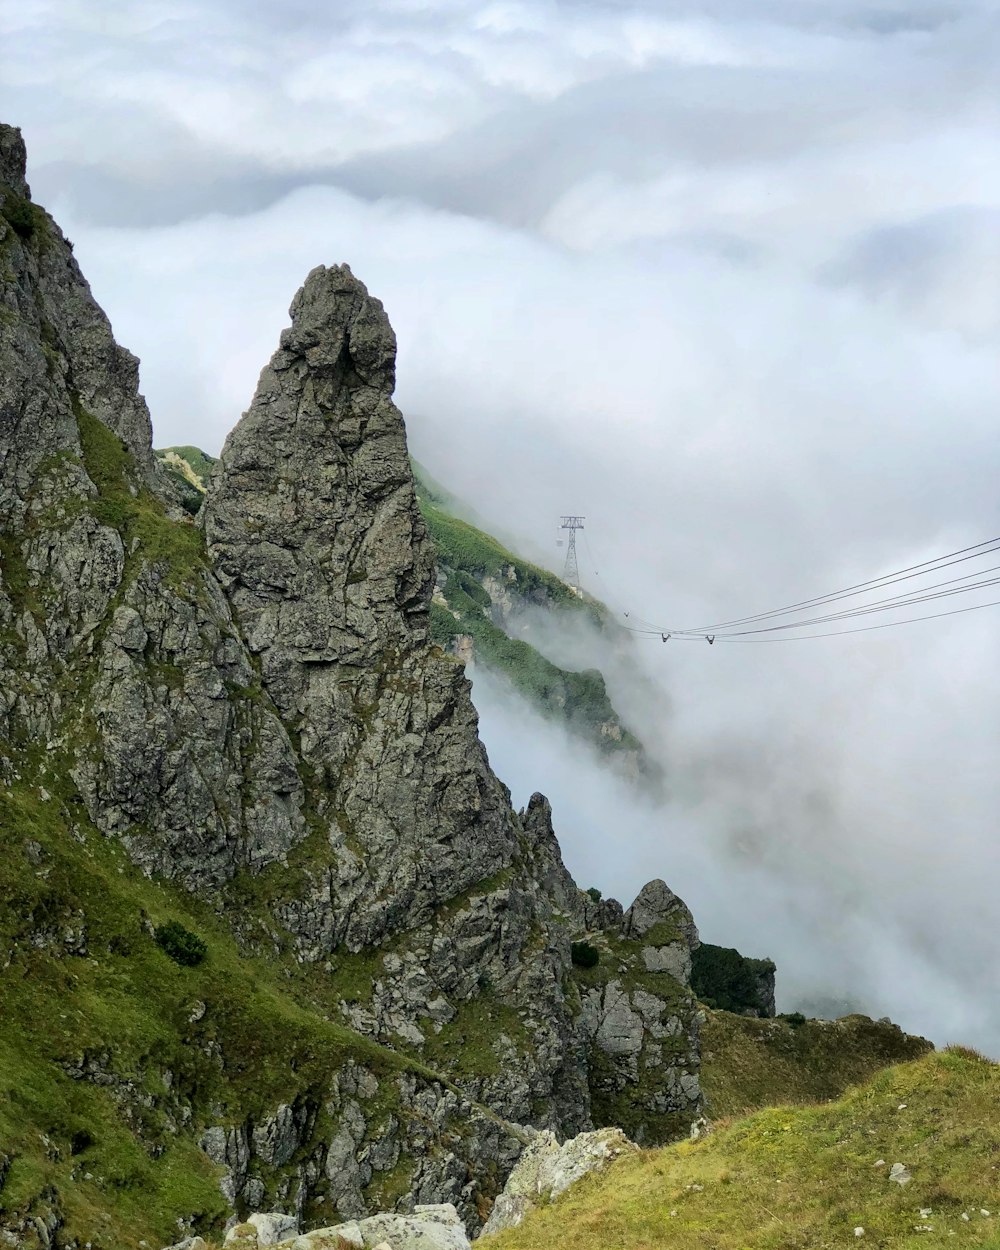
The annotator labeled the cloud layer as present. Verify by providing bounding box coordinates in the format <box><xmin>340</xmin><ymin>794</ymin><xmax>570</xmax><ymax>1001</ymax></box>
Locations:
<box><xmin>6</xmin><ymin>0</ymin><xmax>1000</xmax><ymax>1047</ymax></box>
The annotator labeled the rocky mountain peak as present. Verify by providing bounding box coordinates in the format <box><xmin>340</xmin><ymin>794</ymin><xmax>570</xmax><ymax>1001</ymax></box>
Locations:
<box><xmin>201</xmin><ymin>262</ymin><xmax>434</xmax><ymax>713</ymax></box>
<box><xmin>281</xmin><ymin>263</ymin><xmax>398</xmax><ymax>391</ymax></box>
<box><xmin>0</xmin><ymin>123</ymin><xmax>28</xmax><ymax>196</ymax></box>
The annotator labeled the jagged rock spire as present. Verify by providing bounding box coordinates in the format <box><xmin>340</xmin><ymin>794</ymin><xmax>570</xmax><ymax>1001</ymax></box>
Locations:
<box><xmin>0</xmin><ymin>124</ymin><xmax>29</xmax><ymax>197</ymax></box>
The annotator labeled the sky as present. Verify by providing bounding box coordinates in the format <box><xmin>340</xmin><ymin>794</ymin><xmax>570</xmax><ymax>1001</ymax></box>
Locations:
<box><xmin>4</xmin><ymin>0</ymin><xmax>1000</xmax><ymax>1048</ymax></box>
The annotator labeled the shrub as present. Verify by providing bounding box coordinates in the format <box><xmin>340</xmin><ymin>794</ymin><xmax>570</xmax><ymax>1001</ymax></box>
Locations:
<box><xmin>586</xmin><ymin>887</ymin><xmax>602</xmax><ymax>903</ymax></box>
<box><xmin>3</xmin><ymin>194</ymin><xmax>36</xmax><ymax>240</ymax></box>
<box><xmin>155</xmin><ymin>920</ymin><xmax>207</xmax><ymax>967</ymax></box>
<box><xmin>571</xmin><ymin>941</ymin><xmax>600</xmax><ymax>969</ymax></box>
<box><xmin>780</xmin><ymin>1011</ymin><xmax>807</xmax><ymax>1029</ymax></box>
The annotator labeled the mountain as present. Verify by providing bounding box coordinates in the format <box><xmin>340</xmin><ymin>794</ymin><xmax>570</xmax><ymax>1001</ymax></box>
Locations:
<box><xmin>0</xmin><ymin>120</ymin><xmax>950</xmax><ymax>1250</ymax></box>
<box><xmin>0</xmin><ymin>123</ymin><xmax>702</xmax><ymax>1248</ymax></box>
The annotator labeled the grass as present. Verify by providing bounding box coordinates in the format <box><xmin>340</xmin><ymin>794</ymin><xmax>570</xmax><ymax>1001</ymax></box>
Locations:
<box><xmin>154</xmin><ymin>447</ymin><xmax>219</xmax><ymax>515</ymax></box>
<box><xmin>700</xmin><ymin>1008</ymin><xmax>934</xmax><ymax>1120</ymax></box>
<box><xmin>421</xmin><ymin>992</ymin><xmax>531</xmax><ymax>1078</ymax></box>
<box><xmin>1</xmin><ymin>192</ymin><xmax>46</xmax><ymax>243</ymax></box>
<box><xmin>484</xmin><ymin>1048</ymin><xmax>1000</xmax><ymax>1249</ymax></box>
<box><xmin>76</xmin><ymin>403</ymin><xmax>206</xmax><ymax>592</ymax></box>
<box><xmin>0</xmin><ymin>777</ymin><xmax>426</xmax><ymax>1247</ymax></box>
<box><xmin>0</xmin><ymin>759</ymin><xmax>520</xmax><ymax>1247</ymax></box>
<box><xmin>156</xmin><ymin>446</ymin><xmax>219</xmax><ymax>488</ymax></box>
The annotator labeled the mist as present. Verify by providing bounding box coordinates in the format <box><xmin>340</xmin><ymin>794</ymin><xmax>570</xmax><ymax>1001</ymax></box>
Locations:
<box><xmin>5</xmin><ymin>0</ymin><xmax>999</xmax><ymax>1050</ymax></box>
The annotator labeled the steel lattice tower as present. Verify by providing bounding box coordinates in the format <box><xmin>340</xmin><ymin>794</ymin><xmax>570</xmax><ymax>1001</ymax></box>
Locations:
<box><xmin>560</xmin><ymin>516</ymin><xmax>585</xmax><ymax>588</ymax></box>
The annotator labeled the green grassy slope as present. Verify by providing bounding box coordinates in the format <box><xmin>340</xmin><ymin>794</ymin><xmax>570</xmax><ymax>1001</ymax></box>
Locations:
<box><xmin>486</xmin><ymin>1048</ymin><xmax>1000</xmax><ymax>1250</ymax></box>
<box><xmin>0</xmin><ymin>776</ymin><xmax>456</xmax><ymax>1249</ymax></box>
<box><xmin>700</xmin><ymin>1009</ymin><xmax>934</xmax><ymax>1120</ymax></box>
<box><xmin>413</xmin><ymin>462</ymin><xmax>644</xmax><ymax>763</ymax></box>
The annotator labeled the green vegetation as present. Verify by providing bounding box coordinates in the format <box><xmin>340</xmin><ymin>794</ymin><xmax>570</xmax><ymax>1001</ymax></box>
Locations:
<box><xmin>76</xmin><ymin>403</ymin><xmax>206</xmax><ymax>592</ymax></box>
<box><xmin>691</xmin><ymin>942</ymin><xmax>775</xmax><ymax>1016</ymax></box>
<box><xmin>414</xmin><ymin>460</ymin><xmax>646</xmax><ymax>763</ymax></box>
<box><xmin>2</xmin><ymin>193</ymin><xmax>34</xmax><ymax>239</ymax></box>
<box><xmin>570</xmin><ymin>941</ymin><xmax>600</xmax><ymax>969</ymax></box>
<box><xmin>159</xmin><ymin>446</ymin><xmax>218</xmax><ymax>486</ymax></box>
<box><xmin>420</xmin><ymin>992</ymin><xmax>530</xmax><ymax>1078</ymax></box>
<box><xmin>430</xmin><ymin>597</ymin><xmax>633</xmax><ymax>751</ymax></box>
<box><xmin>416</xmin><ymin>482</ymin><xmax>600</xmax><ymax>622</ymax></box>
<box><xmin>0</xmin><ymin>770</ymin><xmax>468</xmax><ymax>1248</ymax></box>
<box><xmin>700</xmin><ymin>1008</ymin><xmax>933</xmax><ymax>1120</ymax></box>
<box><xmin>154</xmin><ymin>446</ymin><xmax>219</xmax><ymax>516</ymax></box>
<box><xmin>486</xmin><ymin>1048</ymin><xmax>1000</xmax><ymax>1249</ymax></box>
<box><xmin>154</xmin><ymin>920</ymin><xmax>209</xmax><ymax>967</ymax></box>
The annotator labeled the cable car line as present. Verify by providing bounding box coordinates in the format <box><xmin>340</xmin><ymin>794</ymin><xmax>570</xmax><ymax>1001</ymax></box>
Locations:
<box><xmin>615</xmin><ymin>533</ymin><xmax>1000</xmax><ymax>644</ymax></box>
<box><xmin>676</xmin><ymin>535</ymin><xmax>1000</xmax><ymax>635</ymax></box>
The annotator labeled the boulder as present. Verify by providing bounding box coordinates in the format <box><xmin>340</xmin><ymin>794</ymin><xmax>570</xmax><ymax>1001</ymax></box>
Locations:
<box><xmin>481</xmin><ymin>1128</ymin><xmax>637</xmax><ymax>1235</ymax></box>
<box><xmin>280</xmin><ymin>1204</ymin><xmax>469</xmax><ymax>1249</ymax></box>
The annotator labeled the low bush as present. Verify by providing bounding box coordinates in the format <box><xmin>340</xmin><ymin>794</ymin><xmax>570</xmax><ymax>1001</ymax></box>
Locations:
<box><xmin>571</xmin><ymin>941</ymin><xmax>600</xmax><ymax>969</ymax></box>
<box><xmin>154</xmin><ymin>920</ymin><xmax>207</xmax><ymax>967</ymax></box>
<box><xmin>3</xmin><ymin>194</ymin><xmax>36</xmax><ymax>240</ymax></box>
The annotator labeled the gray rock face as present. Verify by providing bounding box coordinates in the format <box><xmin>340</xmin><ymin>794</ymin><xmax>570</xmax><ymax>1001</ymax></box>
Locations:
<box><xmin>201</xmin><ymin>264</ymin><xmax>522</xmax><ymax>952</ymax></box>
<box><xmin>0</xmin><ymin>122</ymin><xmax>704</xmax><ymax>1246</ymax></box>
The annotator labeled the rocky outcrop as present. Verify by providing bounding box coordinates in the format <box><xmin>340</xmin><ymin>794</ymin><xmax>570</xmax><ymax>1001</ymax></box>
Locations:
<box><xmin>480</xmin><ymin>1128</ymin><xmax>637</xmax><ymax>1235</ymax></box>
<box><xmin>200</xmin><ymin>263</ymin><xmax>523</xmax><ymax>952</ymax></box>
<box><xmin>213</xmin><ymin>1204</ymin><xmax>471</xmax><ymax>1250</ymax></box>
<box><xmin>0</xmin><ymin>122</ymin><xmax>703</xmax><ymax>1250</ymax></box>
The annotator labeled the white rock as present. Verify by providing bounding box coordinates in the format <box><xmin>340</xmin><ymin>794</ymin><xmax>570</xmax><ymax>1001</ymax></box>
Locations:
<box><xmin>224</xmin><ymin>1226</ymin><xmax>260</xmax><ymax>1248</ymax></box>
<box><xmin>874</xmin><ymin>1160</ymin><xmax>886</xmax><ymax>1168</ymax></box>
<box><xmin>249</xmin><ymin>1215</ymin><xmax>299</xmax><ymax>1246</ymax></box>
<box><xmin>289</xmin><ymin>1205</ymin><xmax>469</xmax><ymax>1250</ymax></box>
<box><xmin>854</xmin><ymin>1228</ymin><xmax>864</xmax><ymax>1237</ymax></box>
<box><xmin>889</xmin><ymin>1162</ymin><xmax>912</xmax><ymax>1185</ymax></box>
<box><xmin>481</xmin><ymin>1128</ymin><xmax>638</xmax><ymax>1236</ymax></box>
<box><xmin>288</xmin><ymin>1221</ymin><xmax>363</xmax><ymax>1248</ymax></box>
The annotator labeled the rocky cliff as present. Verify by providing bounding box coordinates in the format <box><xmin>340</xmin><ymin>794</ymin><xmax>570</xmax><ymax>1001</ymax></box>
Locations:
<box><xmin>0</xmin><ymin>123</ymin><xmax>703</xmax><ymax>1249</ymax></box>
